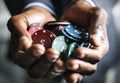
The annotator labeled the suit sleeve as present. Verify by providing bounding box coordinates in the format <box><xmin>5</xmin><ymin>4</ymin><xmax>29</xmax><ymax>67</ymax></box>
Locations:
<box><xmin>4</xmin><ymin>0</ymin><xmax>54</xmax><ymax>15</ymax></box>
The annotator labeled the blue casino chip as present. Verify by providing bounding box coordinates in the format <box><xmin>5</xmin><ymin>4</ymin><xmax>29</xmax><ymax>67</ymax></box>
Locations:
<box><xmin>79</xmin><ymin>28</ymin><xmax>89</xmax><ymax>40</ymax></box>
<box><xmin>64</xmin><ymin>25</ymin><xmax>82</xmax><ymax>39</ymax></box>
<box><xmin>62</xmin><ymin>27</ymin><xmax>80</xmax><ymax>41</ymax></box>
<box><xmin>62</xmin><ymin>24</ymin><xmax>89</xmax><ymax>42</ymax></box>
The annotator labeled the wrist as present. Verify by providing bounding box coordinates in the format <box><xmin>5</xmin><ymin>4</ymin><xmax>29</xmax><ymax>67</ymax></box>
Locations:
<box><xmin>23</xmin><ymin>6</ymin><xmax>56</xmax><ymax>25</ymax></box>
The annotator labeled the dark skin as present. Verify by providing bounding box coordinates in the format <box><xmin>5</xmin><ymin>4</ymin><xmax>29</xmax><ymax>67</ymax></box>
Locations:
<box><xmin>7</xmin><ymin>0</ymin><xmax>109</xmax><ymax>83</ymax></box>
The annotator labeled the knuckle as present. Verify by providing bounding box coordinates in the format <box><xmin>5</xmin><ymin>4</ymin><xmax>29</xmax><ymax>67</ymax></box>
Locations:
<box><xmin>7</xmin><ymin>15</ymin><xmax>18</xmax><ymax>26</ymax></box>
<box><xmin>67</xmin><ymin>59</ymin><xmax>74</xmax><ymax>67</ymax></box>
<box><xmin>92</xmin><ymin>65</ymin><xmax>97</xmax><ymax>72</ymax></box>
<box><xmin>67</xmin><ymin>59</ymin><xmax>76</xmax><ymax>70</ymax></box>
<box><xmin>90</xmin><ymin>7</ymin><xmax>108</xmax><ymax>19</ymax></box>
<box><xmin>65</xmin><ymin>73</ymin><xmax>83</xmax><ymax>83</ymax></box>
<box><xmin>7</xmin><ymin>14</ymin><xmax>25</xmax><ymax>31</ymax></box>
<box><xmin>54</xmin><ymin>60</ymin><xmax>66</xmax><ymax>73</ymax></box>
<box><xmin>75</xmin><ymin>48</ymin><xmax>85</xmax><ymax>58</ymax></box>
<box><xmin>92</xmin><ymin>7</ymin><xmax>101</xmax><ymax>17</ymax></box>
<box><xmin>85</xmin><ymin>64</ymin><xmax>97</xmax><ymax>75</ymax></box>
<box><xmin>33</xmin><ymin>44</ymin><xmax>45</xmax><ymax>57</ymax></box>
<box><xmin>46</xmin><ymin>48</ymin><xmax>60</xmax><ymax>62</ymax></box>
<box><xmin>89</xmin><ymin>7</ymin><xmax>101</xmax><ymax>18</ymax></box>
<box><xmin>90</xmin><ymin>65</ymin><xmax>97</xmax><ymax>75</ymax></box>
<box><xmin>97</xmin><ymin>53</ymin><xmax>103</xmax><ymax>61</ymax></box>
<box><xmin>87</xmin><ymin>66</ymin><xmax>97</xmax><ymax>75</ymax></box>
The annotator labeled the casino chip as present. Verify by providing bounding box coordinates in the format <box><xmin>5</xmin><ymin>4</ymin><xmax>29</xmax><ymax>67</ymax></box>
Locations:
<box><xmin>52</xmin><ymin>36</ymin><xmax>68</xmax><ymax>53</ymax></box>
<box><xmin>28</xmin><ymin>23</ymin><xmax>43</xmax><ymax>36</ymax></box>
<box><xmin>80</xmin><ymin>42</ymin><xmax>93</xmax><ymax>48</ymax></box>
<box><xmin>28</xmin><ymin>21</ymin><xmax>92</xmax><ymax>62</ymax></box>
<box><xmin>64</xmin><ymin>25</ymin><xmax>82</xmax><ymax>39</ymax></box>
<box><xmin>79</xmin><ymin>28</ymin><xmax>89</xmax><ymax>40</ymax></box>
<box><xmin>62</xmin><ymin>26</ymin><xmax>80</xmax><ymax>41</ymax></box>
<box><xmin>62</xmin><ymin>25</ymin><xmax>89</xmax><ymax>42</ymax></box>
<box><xmin>45</xmin><ymin>21</ymin><xmax>71</xmax><ymax>36</ymax></box>
<box><xmin>32</xmin><ymin>29</ymin><xmax>56</xmax><ymax>50</ymax></box>
<box><xmin>52</xmin><ymin>36</ymin><xmax>70</xmax><ymax>61</ymax></box>
<box><xmin>64</xmin><ymin>42</ymin><xmax>79</xmax><ymax>61</ymax></box>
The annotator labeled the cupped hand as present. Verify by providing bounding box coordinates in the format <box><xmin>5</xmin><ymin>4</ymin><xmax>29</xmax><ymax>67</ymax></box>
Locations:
<box><xmin>61</xmin><ymin>0</ymin><xmax>109</xmax><ymax>83</ymax></box>
<box><xmin>7</xmin><ymin>6</ymin><xmax>66</xmax><ymax>79</ymax></box>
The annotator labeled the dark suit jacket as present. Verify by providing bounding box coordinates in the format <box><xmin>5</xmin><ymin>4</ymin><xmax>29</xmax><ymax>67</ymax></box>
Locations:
<box><xmin>4</xmin><ymin>0</ymin><xmax>118</xmax><ymax>17</ymax></box>
<box><xmin>4</xmin><ymin>0</ymin><xmax>73</xmax><ymax>17</ymax></box>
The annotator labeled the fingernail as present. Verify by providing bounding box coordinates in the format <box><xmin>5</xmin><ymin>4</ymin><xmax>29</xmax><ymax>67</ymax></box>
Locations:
<box><xmin>54</xmin><ymin>60</ymin><xmax>66</xmax><ymax>73</ymax></box>
<box><xmin>33</xmin><ymin>44</ymin><xmax>45</xmax><ymax>57</ymax></box>
<box><xmin>67</xmin><ymin>64</ymin><xmax>79</xmax><ymax>70</ymax></box>
<box><xmin>54</xmin><ymin>65</ymin><xmax>66</xmax><ymax>73</ymax></box>
<box><xmin>46</xmin><ymin>49</ymin><xmax>60</xmax><ymax>62</ymax></box>
<box><xmin>73</xmin><ymin>64</ymin><xmax>79</xmax><ymax>70</ymax></box>
<box><xmin>47</xmin><ymin>54</ymin><xmax>59</xmax><ymax>62</ymax></box>
<box><xmin>33</xmin><ymin>49</ymin><xmax>44</xmax><ymax>57</ymax></box>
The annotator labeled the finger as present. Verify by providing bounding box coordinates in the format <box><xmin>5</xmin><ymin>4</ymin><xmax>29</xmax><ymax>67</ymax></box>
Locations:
<box><xmin>44</xmin><ymin>59</ymin><xmax>66</xmax><ymax>79</ymax></box>
<box><xmin>64</xmin><ymin>72</ymin><xmax>83</xmax><ymax>83</ymax></box>
<box><xmin>88</xmin><ymin>7</ymin><xmax>108</xmax><ymax>47</ymax></box>
<box><xmin>45</xmin><ymin>48</ymin><xmax>60</xmax><ymax>63</ymax></box>
<box><xmin>74</xmin><ymin>47</ymin><xmax>103</xmax><ymax>64</ymax></box>
<box><xmin>66</xmin><ymin>58</ymin><xmax>97</xmax><ymax>75</ymax></box>
<box><xmin>27</xmin><ymin>48</ymin><xmax>60</xmax><ymax>78</ymax></box>
<box><xmin>13</xmin><ymin>44</ymin><xmax>45</xmax><ymax>69</ymax></box>
<box><xmin>7</xmin><ymin>15</ymin><xmax>28</xmax><ymax>36</ymax></box>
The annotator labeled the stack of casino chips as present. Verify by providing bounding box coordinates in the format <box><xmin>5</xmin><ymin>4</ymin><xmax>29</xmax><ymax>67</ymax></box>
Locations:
<box><xmin>28</xmin><ymin>21</ymin><xmax>93</xmax><ymax>62</ymax></box>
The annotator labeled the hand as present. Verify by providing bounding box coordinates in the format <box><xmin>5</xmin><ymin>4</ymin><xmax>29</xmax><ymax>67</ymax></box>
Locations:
<box><xmin>7</xmin><ymin>6</ymin><xmax>66</xmax><ymax>79</ymax></box>
<box><xmin>61</xmin><ymin>0</ymin><xmax>109</xmax><ymax>83</ymax></box>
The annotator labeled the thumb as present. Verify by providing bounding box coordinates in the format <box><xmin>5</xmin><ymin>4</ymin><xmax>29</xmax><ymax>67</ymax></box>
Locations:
<box><xmin>7</xmin><ymin>15</ymin><xmax>32</xmax><ymax>50</ymax></box>
<box><xmin>88</xmin><ymin>7</ymin><xmax>107</xmax><ymax>47</ymax></box>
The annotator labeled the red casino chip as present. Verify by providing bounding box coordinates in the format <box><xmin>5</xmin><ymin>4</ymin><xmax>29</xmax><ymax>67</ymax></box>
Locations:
<box><xmin>28</xmin><ymin>23</ymin><xmax>43</xmax><ymax>36</ymax></box>
<box><xmin>32</xmin><ymin>29</ymin><xmax>56</xmax><ymax>50</ymax></box>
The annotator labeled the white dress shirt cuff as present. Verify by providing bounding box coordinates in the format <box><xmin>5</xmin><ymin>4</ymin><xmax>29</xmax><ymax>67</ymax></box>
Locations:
<box><xmin>24</xmin><ymin>2</ymin><xmax>55</xmax><ymax>15</ymax></box>
<box><xmin>86</xmin><ymin>0</ymin><xmax>96</xmax><ymax>6</ymax></box>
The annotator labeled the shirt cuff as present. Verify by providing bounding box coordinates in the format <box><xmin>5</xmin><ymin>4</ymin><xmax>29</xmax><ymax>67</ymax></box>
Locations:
<box><xmin>86</xmin><ymin>0</ymin><xmax>96</xmax><ymax>6</ymax></box>
<box><xmin>24</xmin><ymin>2</ymin><xmax>55</xmax><ymax>15</ymax></box>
